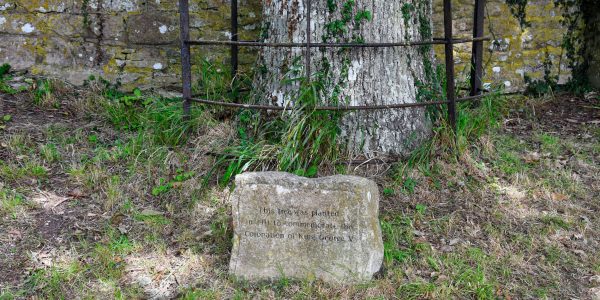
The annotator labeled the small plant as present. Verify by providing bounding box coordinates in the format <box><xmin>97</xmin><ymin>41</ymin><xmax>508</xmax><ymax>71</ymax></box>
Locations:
<box><xmin>32</xmin><ymin>79</ymin><xmax>57</xmax><ymax>107</ymax></box>
<box><xmin>39</xmin><ymin>143</ymin><xmax>61</xmax><ymax>163</ymax></box>
<box><xmin>88</xmin><ymin>134</ymin><xmax>99</xmax><ymax>144</ymax></box>
<box><xmin>415</xmin><ymin>203</ymin><xmax>427</xmax><ymax>215</ymax></box>
<box><xmin>151</xmin><ymin>178</ymin><xmax>172</xmax><ymax>196</ymax></box>
<box><xmin>402</xmin><ymin>177</ymin><xmax>418</xmax><ymax>194</ymax></box>
<box><xmin>0</xmin><ymin>64</ymin><xmax>28</xmax><ymax>95</ymax></box>
<box><xmin>383</xmin><ymin>187</ymin><xmax>395</xmax><ymax>197</ymax></box>
<box><xmin>152</xmin><ymin>169</ymin><xmax>196</xmax><ymax>196</ymax></box>
<box><xmin>539</xmin><ymin>133</ymin><xmax>561</xmax><ymax>155</ymax></box>
<box><xmin>0</xmin><ymin>114</ymin><xmax>11</xmax><ymax>130</ymax></box>
<box><xmin>381</xmin><ymin>216</ymin><xmax>415</xmax><ymax>265</ymax></box>
<box><xmin>207</xmin><ymin>207</ymin><xmax>233</xmax><ymax>255</ymax></box>
<box><xmin>0</xmin><ymin>188</ymin><xmax>27</xmax><ymax>218</ymax></box>
<box><xmin>541</xmin><ymin>215</ymin><xmax>570</xmax><ymax>230</ymax></box>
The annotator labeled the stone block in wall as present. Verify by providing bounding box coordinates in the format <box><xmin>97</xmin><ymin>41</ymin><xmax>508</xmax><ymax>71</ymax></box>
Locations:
<box><xmin>31</xmin><ymin>65</ymin><xmax>102</xmax><ymax>85</ymax></box>
<box><xmin>147</xmin><ymin>0</ymin><xmax>179</xmax><ymax>12</ymax></box>
<box><xmin>0</xmin><ymin>13</ymin><xmax>88</xmax><ymax>39</ymax></box>
<box><xmin>0</xmin><ymin>35</ymin><xmax>40</xmax><ymax>70</ymax></box>
<box><xmin>14</xmin><ymin>0</ymin><xmax>71</xmax><ymax>13</ymax></box>
<box><xmin>127</xmin><ymin>12</ymin><xmax>179</xmax><ymax>45</ymax></box>
<box><xmin>0</xmin><ymin>0</ymin><xmax>16</xmax><ymax>11</ymax></box>
<box><xmin>82</xmin><ymin>13</ymin><xmax>127</xmax><ymax>45</ymax></box>
<box><xmin>46</xmin><ymin>14</ymin><xmax>86</xmax><ymax>38</ymax></box>
<box><xmin>74</xmin><ymin>0</ymin><xmax>142</xmax><ymax>13</ymax></box>
<box><xmin>102</xmin><ymin>46</ymin><xmax>170</xmax><ymax>73</ymax></box>
<box><xmin>0</xmin><ymin>13</ymin><xmax>47</xmax><ymax>36</ymax></box>
<box><xmin>42</xmin><ymin>37</ymin><xmax>99</xmax><ymax>68</ymax></box>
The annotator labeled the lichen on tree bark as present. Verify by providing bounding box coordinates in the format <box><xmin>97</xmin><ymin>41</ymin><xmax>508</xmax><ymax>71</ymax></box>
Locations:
<box><xmin>254</xmin><ymin>0</ymin><xmax>434</xmax><ymax>157</ymax></box>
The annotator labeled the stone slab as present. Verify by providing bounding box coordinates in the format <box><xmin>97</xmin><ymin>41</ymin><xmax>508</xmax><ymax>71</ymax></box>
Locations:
<box><xmin>229</xmin><ymin>172</ymin><xmax>384</xmax><ymax>283</ymax></box>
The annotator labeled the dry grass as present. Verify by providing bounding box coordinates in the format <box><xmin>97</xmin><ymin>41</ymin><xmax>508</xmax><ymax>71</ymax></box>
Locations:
<box><xmin>1</xmin><ymin>85</ymin><xmax>599</xmax><ymax>299</ymax></box>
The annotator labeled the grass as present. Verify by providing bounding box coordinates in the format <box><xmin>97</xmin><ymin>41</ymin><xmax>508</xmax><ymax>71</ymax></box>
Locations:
<box><xmin>0</xmin><ymin>188</ymin><xmax>28</xmax><ymax>218</ymax></box>
<box><xmin>1</xmin><ymin>64</ymin><xmax>599</xmax><ymax>298</ymax></box>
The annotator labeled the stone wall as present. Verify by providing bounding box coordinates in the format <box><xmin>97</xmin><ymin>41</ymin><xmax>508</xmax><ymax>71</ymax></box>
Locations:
<box><xmin>0</xmin><ymin>0</ymin><xmax>262</xmax><ymax>91</ymax></box>
<box><xmin>0</xmin><ymin>0</ymin><xmax>586</xmax><ymax>92</ymax></box>
<box><xmin>432</xmin><ymin>0</ymin><xmax>573</xmax><ymax>92</ymax></box>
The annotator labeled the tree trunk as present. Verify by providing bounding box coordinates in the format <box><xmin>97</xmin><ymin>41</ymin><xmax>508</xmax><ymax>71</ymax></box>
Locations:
<box><xmin>255</xmin><ymin>0</ymin><xmax>434</xmax><ymax>157</ymax></box>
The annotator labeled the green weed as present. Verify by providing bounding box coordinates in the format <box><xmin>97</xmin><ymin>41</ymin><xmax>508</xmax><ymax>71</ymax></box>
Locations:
<box><xmin>382</xmin><ymin>187</ymin><xmax>395</xmax><ymax>197</ymax></box>
<box><xmin>540</xmin><ymin>215</ymin><xmax>570</xmax><ymax>230</ymax></box>
<box><xmin>39</xmin><ymin>143</ymin><xmax>61</xmax><ymax>163</ymax></box>
<box><xmin>381</xmin><ymin>216</ymin><xmax>415</xmax><ymax>265</ymax></box>
<box><xmin>152</xmin><ymin>169</ymin><xmax>195</xmax><ymax>196</ymax></box>
<box><xmin>89</xmin><ymin>228</ymin><xmax>135</xmax><ymax>280</ymax></box>
<box><xmin>544</xmin><ymin>245</ymin><xmax>562</xmax><ymax>264</ymax></box>
<box><xmin>24</xmin><ymin>262</ymin><xmax>84</xmax><ymax>299</ymax></box>
<box><xmin>439</xmin><ymin>248</ymin><xmax>497</xmax><ymax>299</ymax></box>
<box><xmin>100</xmin><ymin>87</ymin><xmax>208</xmax><ymax>147</ymax></box>
<box><xmin>0</xmin><ymin>188</ymin><xmax>27</xmax><ymax>217</ymax></box>
<box><xmin>396</xmin><ymin>282</ymin><xmax>435</xmax><ymax>299</ymax></box>
<box><xmin>212</xmin><ymin>78</ymin><xmax>344</xmax><ymax>185</ymax></box>
<box><xmin>32</xmin><ymin>79</ymin><xmax>56</xmax><ymax>107</ymax></box>
<box><xmin>206</xmin><ymin>207</ymin><xmax>232</xmax><ymax>255</ymax></box>
<box><xmin>496</xmin><ymin>151</ymin><xmax>527</xmax><ymax>175</ymax></box>
<box><xmin>415</xmin><ymin>204</ymin><xmax>427</xmax><ymax>215</ymax></box>
<box><xmin>538</xmin><ymin>133</ymin><xmax>561</xmax><ymax>155</ymax></box>
<box><xmin>181</xmin><ymin>289</ymin><xmax>219</xmax><ymax>300</ymax></box>
<box><xmin>0</xmin><ymin>64</ymin><xmax>27</xmax><ymax>94</ymax></box>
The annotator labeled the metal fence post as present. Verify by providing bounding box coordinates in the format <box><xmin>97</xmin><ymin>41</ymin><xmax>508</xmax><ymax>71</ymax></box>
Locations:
<box><xmin>231</xmin><ymin>0</ymin><xmax>239</xmax><ymax>78</ymax></box>
<box><xmin>443</xmin><ymin>0</ymin><xmax>457</xmax><ymax>137</ymax></box>
<box><xmin>470</xmin><ymin>0</ymin><xmax>485</xmax><ymax>96</ymax></box>
<box><xmin>305</xmin><ymin>0</ymin><xmax>312</xmax><ymax>81</ymax></box>
<box><xmin>179</xmin><ymin>0</ymin><xmax>192</xmax><ymax>119</ymax></box>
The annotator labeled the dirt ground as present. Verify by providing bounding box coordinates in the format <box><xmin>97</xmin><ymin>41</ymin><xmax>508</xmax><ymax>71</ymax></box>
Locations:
<box><xmin>1</xmin><ymin>90</ymin><xmax>599</xmax><ymax>299</ymax></box>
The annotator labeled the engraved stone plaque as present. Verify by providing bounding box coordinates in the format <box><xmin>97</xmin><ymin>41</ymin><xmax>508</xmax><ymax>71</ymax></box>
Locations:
<box><xmin>229</xmin><ymin>172</ymin><xmax>383</xmax><ymax>283</ymax></box>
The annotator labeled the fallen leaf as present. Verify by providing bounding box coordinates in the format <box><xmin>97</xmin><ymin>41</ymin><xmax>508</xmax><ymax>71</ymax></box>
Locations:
<box><xmin>551</xmin><ymin>193</ymin><xmax>568</xmax><ymax>201</ymax></box>
<box><xmin>67</xmin><ymin>188</ymin><xmax>86</xmax><ymax>198</ymax></box>
<box><xmin>523</xmin><ymin>151</ymin><xmax>541</xmax><ymax>163</ymax></box>
<box><xmin>170</xmin><ymin>182</ymin><xmax>183</xmax><ymax>189</ymax></box>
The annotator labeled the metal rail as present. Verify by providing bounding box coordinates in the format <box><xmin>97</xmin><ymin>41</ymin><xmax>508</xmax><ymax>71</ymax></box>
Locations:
<box><xmin>179</xmin><ymin>0</ymin><xmax>488</xmax><ymax>141</ymax></box>
<box><xmin>188</xmin><ymin>93</ymin><xmax>491</xmax><ymax>111</ymax></box>
<box><xmin>185</xmin><ymin>37</ymin><xmax>490</xmax><ymax>48</ymax></box>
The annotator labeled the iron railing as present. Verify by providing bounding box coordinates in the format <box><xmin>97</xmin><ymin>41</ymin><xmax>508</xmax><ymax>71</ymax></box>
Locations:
<box><xmin>179</xmin><ymin>0</ymin><xmax>488</xmax><ymax>138</ymax></box>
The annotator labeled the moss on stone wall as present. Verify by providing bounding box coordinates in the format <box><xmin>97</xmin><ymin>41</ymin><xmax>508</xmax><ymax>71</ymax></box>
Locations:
<box><xmin>0</xmin><ymin>0</ymin><xmax>592</xmax><ymax>91</ymax></box>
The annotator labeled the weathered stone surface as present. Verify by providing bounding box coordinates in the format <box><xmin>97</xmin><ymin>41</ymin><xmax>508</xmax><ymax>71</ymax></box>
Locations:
<box><xmin>0</xmin><ymin>0</ymin><xmax>592</xmax><ymax>91</ymax></box>
<box><xmin>127</xmin><ymin>12</ymin><xmax>179</xmax><ymax>45</ymax></box>
<box><xmin>229</xmin><ymin>172</ymin><xmax>383</xmax><ymax>283</ymax></box>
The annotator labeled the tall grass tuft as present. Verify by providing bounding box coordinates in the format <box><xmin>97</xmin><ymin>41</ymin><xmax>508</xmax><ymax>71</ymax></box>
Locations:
<box><xmin>94</xmin><ymin>78</ymin><xmax>209</xmax><ymax>147</ymax></box>
<box><xmin>208</xmin><ymin>73</ymin><xmax>345</xmax><ymax>185</ymax></box>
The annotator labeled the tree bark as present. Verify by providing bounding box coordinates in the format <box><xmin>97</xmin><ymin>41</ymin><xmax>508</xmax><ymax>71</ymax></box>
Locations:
<box><xmin>255</xmin><ymin>0</ymin><xmax>434</xmax><ymax>157</ymax></box>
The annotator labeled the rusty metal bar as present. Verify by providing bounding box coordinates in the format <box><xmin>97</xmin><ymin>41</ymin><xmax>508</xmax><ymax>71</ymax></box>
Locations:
<box><xmin>188</xmin><ymin>93</ymin><xmax>493</xmax><ymax>111</ymax></box>
<box><xmin>189</xmin><ymin>97</ymin><xmax>450</xmax><ymax>110</ymax></box>
<box><xmin>179</xmin><ymin>0</ymin><xmax>192</xmax><ymax>119</ymax></box>
<box><xmin>185</xmin><ymin>39</ymin><xmax>489</xmax><ymax>48</ymax></box>
<box><xmin>305</xmin><ymin>0</ymin><xmax>312</xmax><ymax>80</ymax></box>
<box><xmin>443</xmin><ymin>0</ymin><xmax>457</xmax><ymax>135</ymax></box>
<box><xmin>470</xmin><ymin>0</ymin><xmax>485</xmax><ymax>96</ymax></box>
<box><xmin>231</xmin><ymin>0</ymin><xmax>239</xmax><ymax>77</ymax></box>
